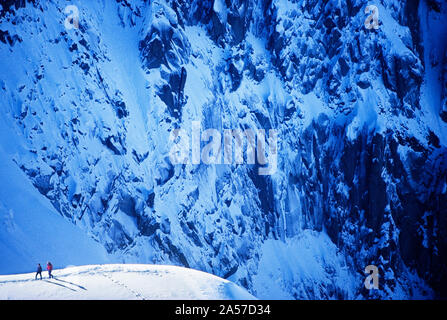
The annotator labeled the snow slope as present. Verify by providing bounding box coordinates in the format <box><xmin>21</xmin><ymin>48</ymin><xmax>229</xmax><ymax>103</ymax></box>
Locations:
<box><xmin>0</xmin><ymin>115</ymin><xmax>114</xmax><ymax>274</ymax></box>
<box><xmin>251</xmin><ymin>230</ymin><xmax>356</xmax><ymax>300</ymax></box>
<box><xmin>0</xmin><ymin>264</ymin><xmax>256</xmax><ymax>300</ymax></box>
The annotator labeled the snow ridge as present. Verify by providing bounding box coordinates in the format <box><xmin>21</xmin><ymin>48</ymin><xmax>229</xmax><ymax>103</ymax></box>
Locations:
<box><xmin>0</xmin><ymin>264</ymin><xmax>256</xmax><ymax>300</ymax></box>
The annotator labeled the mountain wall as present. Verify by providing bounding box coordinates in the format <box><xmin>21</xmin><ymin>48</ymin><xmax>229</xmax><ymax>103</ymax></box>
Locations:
<box><xmin>0</xmin><ymin>0</ymin><xmax>446</xmax><ymax>298</ymax></box>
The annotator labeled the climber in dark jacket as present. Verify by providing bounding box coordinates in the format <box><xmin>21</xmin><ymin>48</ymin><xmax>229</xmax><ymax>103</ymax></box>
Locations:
<box><xmin>35</xmin><ymin>263</ymin><xmax>42</xmax><ymax>280</ymax></box>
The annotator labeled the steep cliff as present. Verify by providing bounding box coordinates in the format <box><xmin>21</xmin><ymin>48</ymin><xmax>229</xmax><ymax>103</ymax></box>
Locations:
<box><xmin>0</xmin><ymin>0</ymin><xmax>446</xmax><ymax>299</ymax></box>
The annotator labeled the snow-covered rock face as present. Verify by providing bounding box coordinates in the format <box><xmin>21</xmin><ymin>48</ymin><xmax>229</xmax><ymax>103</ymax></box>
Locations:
<box><xmin>0</xmin><ymin>0</ymin><xmax>446</xmax><ymax>299</ymax></box>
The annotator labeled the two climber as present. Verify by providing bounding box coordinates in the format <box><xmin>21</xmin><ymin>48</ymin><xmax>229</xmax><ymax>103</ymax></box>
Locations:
<box><xmin>35</xmin><ymin>262</ymin><xmax>53</xmax><ymax>280</ymax></box>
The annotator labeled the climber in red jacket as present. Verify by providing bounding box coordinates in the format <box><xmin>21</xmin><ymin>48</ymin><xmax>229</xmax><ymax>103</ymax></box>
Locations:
<box><xmin>46</xmin><ymin>262</ymin><xmax>53</xmax><ymax>279</ymax></box>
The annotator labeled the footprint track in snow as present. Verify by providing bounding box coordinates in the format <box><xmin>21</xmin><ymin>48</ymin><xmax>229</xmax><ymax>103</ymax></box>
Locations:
<box><xmin>102</xmin><ymin>272</ymin><xmax>146</xmax><ymax>300</ymax></box>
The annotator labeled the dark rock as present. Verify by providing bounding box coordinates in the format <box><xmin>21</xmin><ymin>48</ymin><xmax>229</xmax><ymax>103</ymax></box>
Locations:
<box><xmin>228</xmin><ymin>62</ymin><xmax>242</xmax><ymax>91</ymax></box>
<box><xmin>228</xmin><ymin>11</ymin><xmax>245</xmax><ymax>44</ymax></box>
<box><xmin>101</xmin><ymin>135</ymin><xmax>126</xmax><ymax>155</ymax></box>
<box><xmin>428</xmin><ymin>130</ymin><xmax>440</xmax><ymax>148</ymax></box>
<box><xmin>112</xmin><ymin>99</ymin><xmax>128</xmax><ymax>119</ymax></box>
<box><xmin>338</xmin><ymin>57</ymin><xmax>350</xmax><ymax>77</ymax></box>
<box><xmin>357</xmin><ymin>79</ymin><xmax>370</xmax><ymax>89</ymax></box>
<box><xmin>119</xmin><ymin>194</ymin><xmax>137</xmax><ymax>217</ymax></box>
<box><xmin>146</xmin><ymin>192</ymin><xmax>155</xmax><ymax>208</ymax></box>
<box><xmin>79</xmin><ymin>62</ymin><xmax>90</xmax><ymax>74</ymax></box>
